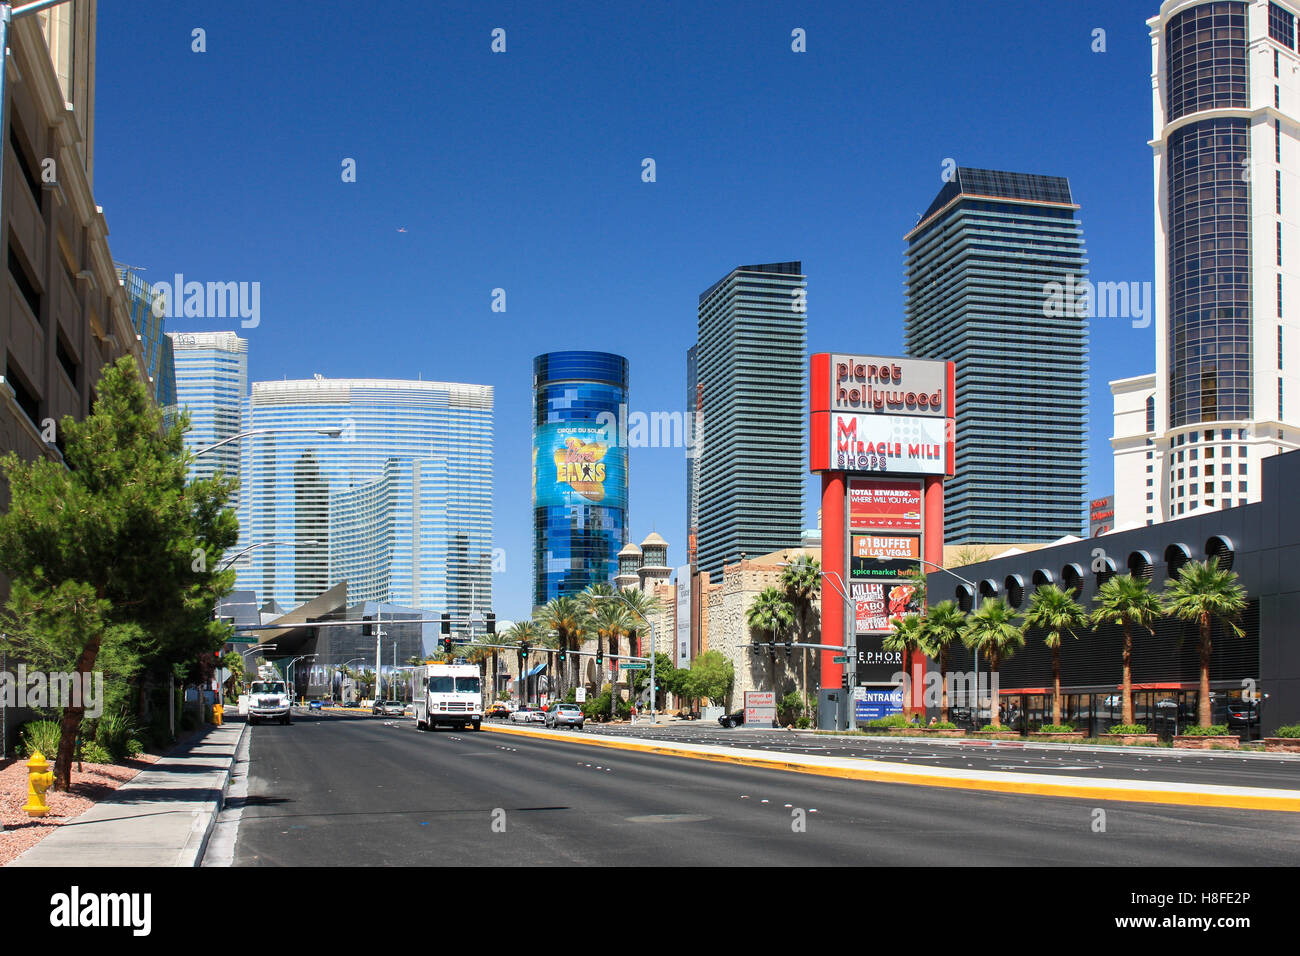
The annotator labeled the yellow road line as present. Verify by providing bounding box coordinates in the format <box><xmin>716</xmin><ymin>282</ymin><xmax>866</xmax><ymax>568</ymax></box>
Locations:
<box><xmin>480</xmin><ymin>723</ymin><xmax>1300</xmax><ymax>813</ymax></box>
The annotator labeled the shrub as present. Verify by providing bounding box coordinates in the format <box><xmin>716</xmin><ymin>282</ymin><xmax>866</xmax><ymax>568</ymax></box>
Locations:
<box><xmin>124</xmin><ymin>738</ymin><xmax>145</xmax><ymax>758</ymax></box>
<box><xmin>1108</xmin><ymin>724</ymin><xmax>1149</xmax><ymax>735</ymax></box>
<box><xmin>795</xmin><ymin>716</ymin><xmax>811</xmax><ymax>729</ymax></box>
<box><xmin>978</xmin><ymin>724</ymin><xmax>1012</xmax><ymax>732</ymax></box>
<box><xmin>1179</xmin><ymin>724</ymin><xmax>1230</xmax><ymax>736</ymax></box>
<box><xmin>18</xmin><ymin>720</ymin><xmax>61</xmax><ymax>758</ymax></box>
<box><xmin>865</xmin><ymin>714</ymin><xmax>911</xmax><ymax>729</ymax></box>
<box><xmin>78</xmin><ymin>741</ymin><xmax>113</xmax><ymax>764</ymax></box>
<box><xmin>778</xmin><ymin>691</ymin><xmax>804</xmax><ymax>726</ymax></box>
<box><xmin>1273</xmin><ymin>724</ymin><xmax>1300</xmax><ymax>738</ymax></box>
<box><xmin>94</xmin><ymin>709</ymin><xmax>141</xmax><ymax>762</ymax></box>
<box><xmin>927</xmin><ymin>721</ymin><xmax>958</xmax><ymax>730</ymax></box>
<box><xmin>1038</xmin><ymin>724</ymin><xmax>1076</xmax><ymax>733</ymax></box>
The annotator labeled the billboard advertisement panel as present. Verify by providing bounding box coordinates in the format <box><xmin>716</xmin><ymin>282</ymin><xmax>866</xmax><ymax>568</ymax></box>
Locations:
<box><xmin>1089</xmin><ymin>495</ymin><xmax>1114</xmax><ymax>537</ymax></box>
<box><xmin>854</xmin><ymin>686</ymin><xmax>903</xmax><ymax>722</ymax></box>
<box><xmin>849</xmin><ymin>479</ymin><xmax>923</xmax><ymax>530</ymax></box>
<box><xmin>830</xmin><ymin>413</ymin><xmax>951</xmax><ymax>475</ymax></box>
<box><xmin>853</xmin><ymin>581</ymin><xmax>922</xmax><ymax>633</ymax></box>
<box><xmin>851</xmin><ymin>534</ymin><xmax>921</xmax><ymax>579</ymax></box>
<box><xmin>675</xmin><ymin>566</ymin><xmax>691</xmax><ymax>667</ymax></box>
<box><xmin>827</xmin><ymin>354</ymin><xmax>952</xmax><ymax>417</ymax></box>
<box><xmin>533</xmin><ymin>422</ymin><xmax>628</xmax><ymax>508</ymax></box>
<box><xmin>744</xmin><ymin>690</ymin><xmax>776</xmax><ymax>727</ymax></box>
<box><xmin>855</xmin><ymin>634</ymin><xmax>905</xmax><ymax>683</ymax></box>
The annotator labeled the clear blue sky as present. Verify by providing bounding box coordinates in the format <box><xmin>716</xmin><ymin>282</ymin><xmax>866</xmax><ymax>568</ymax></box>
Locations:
<box><xmin>95</xmin><ymin>0</ymin><xmax>1158</xmax><ymax>622</ymax></box>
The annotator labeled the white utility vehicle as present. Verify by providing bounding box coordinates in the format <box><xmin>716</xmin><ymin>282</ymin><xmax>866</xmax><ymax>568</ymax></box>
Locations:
<box><xmin>247</xmin><ymin>666</ymin><xmax>293</xmax><ymax>726</ymax></box>
<box><xmin>412</xmin><ymin>662</ymin><xmax>484</xmax><ymax>731</ymax></box>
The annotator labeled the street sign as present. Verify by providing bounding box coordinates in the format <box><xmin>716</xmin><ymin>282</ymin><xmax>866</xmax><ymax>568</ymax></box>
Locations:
<box><xmin>619</xmin><ymin>662</ymin><xmax>647</xmax><ymax>670</ymax></box>
<box><xmin>227</xmin><ymin>636</ymin><xmax>258</xmax><ymax>644</ymax></box>
<box><xmin>576</xmin><ymin>687</ymin><xmax>587</xmax><ymax>703</ymax></box>
<box><xmin>832</xmin><ymin>655</ymin><xmax>849</xmax><ymax>663</ymax></box>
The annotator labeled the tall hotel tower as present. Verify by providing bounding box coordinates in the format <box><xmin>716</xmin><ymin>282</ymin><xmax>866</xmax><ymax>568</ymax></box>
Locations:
<box><xmin>1113</xmin><ymin>2</ymin><xmax>1300</xmax><ymax>527</ymax></box>
<box><xmin>168</xmin><ymin>331</ymin><xmax>248</xmax><ymax>492</ymax></box>
<box><xmin>532</xmin><ymin>352</ymin><xmax>629</xmax><ymax>607</ymax></box>
<box><xmin>906</xmin><ymin>169</ymin><xmax>1089</xmax><ymax>542</ymax></box>
<box><xmin>693</xmin><ymin>262</ymin><xmax>807</xmax><ymax>578</ymax></box>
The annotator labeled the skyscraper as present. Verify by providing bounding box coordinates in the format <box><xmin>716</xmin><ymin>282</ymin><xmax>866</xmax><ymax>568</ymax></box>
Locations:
<box><xmin>236</xmin><ymin>378</ymin><xmax>493</xmax><ymax>623</ymax></box>
<box><xmin>694</xmin><ymin>262</ymin><xmax>807</xmax><ymax>578</ymax></box>
<box><xmin>121</xmin><ymin>268</ymin><xmax>176</xmax><ymax>411</ymax></box>
<box><xmin>905</xmin><ymin>168</ymin><xmax>1089</xmax><ymax>542</ymax></box>
<box><xmin>1113</xmin><ymin>1</ymin><xmax>1300</xmax><ymax>528</ymax></box>
<box><xmin>532</xmin><ymin>351</ymin><xmax>629</xmax><ymax>607</ymax></box>
<box><xmin>168</xmin><ymin>331</ymin><xmax>248</xmax><ymax>494</ymax></box>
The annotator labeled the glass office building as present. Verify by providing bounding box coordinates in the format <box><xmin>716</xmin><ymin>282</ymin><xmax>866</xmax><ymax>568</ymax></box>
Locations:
<box><xmin>168</xmin><ymin>331</ymin><xmax>248</xmax><ymax>497</ymax></box>
<box><xmin>120</xmin><ymin>267</ymin><xmax>177</xmax><ymax>411</ymax></box>
<box><xmin>236</xmin><ymin>378</ymin><xmax>493</xmax><ymax>625</ymax></box>
<box><xmin>532</xmin><ymin>351</ymin><xmax>629</xmax><ymax>607</ymax></box>
<box><xmin>905</xmin><ymin>168</ymin><xmax>1089</xmax><ymax>542</ymax></box>
<box><xmin>693</xmin><ymin>262</ymin><xmax>807</xmax><ymax>579</ymax></box>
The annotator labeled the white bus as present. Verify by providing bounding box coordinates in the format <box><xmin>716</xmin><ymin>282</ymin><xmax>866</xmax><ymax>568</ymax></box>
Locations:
<box><xmin>412</xmin><ymin>663</ymin><xmax>484</xmax><ymax>731</ymax></box>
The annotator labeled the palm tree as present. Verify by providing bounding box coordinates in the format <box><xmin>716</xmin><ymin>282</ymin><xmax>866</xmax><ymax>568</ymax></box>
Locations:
<box><xmin>962</xmin><ymin>597</ymin><xmax>1024</xmax><ymax>728</ymax></box>
<box><xmin>919</xmin><ymin>600</ymin><xmax>966</xmax><ymax>722</ymax></box>
<box><xmin>1090</xmin><ymin>574</ymin><xmax>1163</xmax><ymax>725</ymax></box>
<box><xmin>883</xmin><ymin>614</ymin><xmax>926</xmax><ymax>716</ymax></box>
<box><xmin>589</xmin><ymin>600</ymin><xmax>633</xmax><ymax>694</ymax></box>
<box><xmin>538</xmin><ymin>596</ymin><xmax>587</xmax><ymax>696</ymax></box>
<box><xmin>1021</xmin><ymin>584</ymin><xmax>1088</xmax><ymax>726</ymax></box>
<box><xmin>502</xmin><ymin>620</ymin><xmax>544</xmax><ymax>703</ymax></box>
<box><xmin>745</xmin><ymin>587</ymin><xmax>794</xmax><ymax>691</ymax></box>
<box><xmin>1162</xmin><ymin>558</ymin><xmax>1247</xmax><ymax>728</ymax></box>
<box><xmin>781</xmin><ymin>555</ymin><xmax>822</xmax><ymax>714</ymax></box>
<box><xmin>617</xmin><ymin>587</ymin><xmax>662</xmax><ymax>658</ymax></box>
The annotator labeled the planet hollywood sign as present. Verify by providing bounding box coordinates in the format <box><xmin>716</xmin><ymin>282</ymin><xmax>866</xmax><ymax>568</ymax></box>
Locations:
<box><xmin>810</xmin><ymin>353</ymin><xmax>955</xmax><ymax>476</ymax></box>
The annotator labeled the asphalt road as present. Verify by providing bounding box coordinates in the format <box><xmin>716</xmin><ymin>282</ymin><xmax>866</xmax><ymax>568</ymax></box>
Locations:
<box><xmin>222</xmin><ymin>712</ymin><xmax>1300</xmax><ymax>866</ymax></box>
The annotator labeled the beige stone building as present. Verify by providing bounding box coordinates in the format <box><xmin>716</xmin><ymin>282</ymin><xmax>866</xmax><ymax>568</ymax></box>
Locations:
<box><xmin>1</xmin><ymin>0</ymin><xmax>144</xmax><ymax>489</ymax></box>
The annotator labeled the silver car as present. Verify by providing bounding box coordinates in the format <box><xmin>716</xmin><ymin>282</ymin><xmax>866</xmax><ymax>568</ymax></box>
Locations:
<box><xmin>545</xmin><ymin>703</ymin><xmax>585</xmax><ymax>729</ymax></box>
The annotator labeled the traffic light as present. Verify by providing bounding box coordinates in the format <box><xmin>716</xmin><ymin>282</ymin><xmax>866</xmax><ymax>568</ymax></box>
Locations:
<box><xmin>558</xmin><ymin>646</ymin><xmax>567</xmax><ymax>663</ymax></box>
<box><xmin>440</xmin><ymin>612</ymin><xmax>451</xmax><ymax>635</ymax></box>
<box><xmin>362</xmin><ymin>616</ymin><xmax>373</xmax><ymax>637</ymax></box>
<box><xmin>784</xmin><ymin>641</ymin><xmax>793</xmax><ymax>661</ymax></box>
<box><xmin>841</xmin><ymin>670</ymin><xmax>851</xmax><ymax>690</ymax></box>
<box><xmin>485</xmin><ymin>612</ymin><xmax>495</xmax><ymax>635</ymax></box>
<box><xmin>596</xmin><ymin>648</ymin><xmax>603</xmax><ymax>667</ymax></box>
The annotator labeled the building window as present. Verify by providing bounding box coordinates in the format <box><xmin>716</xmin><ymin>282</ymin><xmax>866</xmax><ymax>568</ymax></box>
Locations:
<box><xmin>1205</xmin><ymin>446</ymin><xmax>1215</xmax><ymax>458</ymax></box>
<box><xmin>1280</xmin><ymin>222</ymin><xmax>1284</xmax><ymax>266</ymax></box>
<box><xmin>1190</xmin><ymin>466</ymin><xmax>1199</xmax><ymax>478</ymax></box>
<box><xmin>1206</xmin><ymin>464</ymin><xmax>1215</xmax><ymax>476</ymax></box>
<box><xmin>1281</xmin><ymin>378</ymin><xmax>1285</xmax><ymax>419</ymax></box>
<box><xmin>1278</xmin><ymin>85</ymin><xmax>1282</xmax><ymax>109</ymax></box>
<box><xmin>1239</xmin><ymin>445</ymin><xmax>1248</xmax><ymax>456</ymax></box>
<box><xmin>1239</xmin><ymin>498</ymin><xmax>1248</xmax><ymax>506</ymax></box>
<box><xmin>1281</xmin><ymin>325</ymin><xmax>1285</xmax><ymax>369</ymax></box>
<box><xmin>1272</xmin><ymin>2</ymin><xmax>1296</xmax><ymax>49</ymax></box>
<box><xmin>1146</xmin><ymin>477</ymin><xmax>1153</xmax><ymax>486</ymax></box>
<box><xmin>1178</xmin><ymin>468</ymin><xmax>1185</xmax><ymax>480</ymax></box>
<box><xmin>1146</xmin><ymin>492</ymin><xmax>1154</xmax><ymax>500</ymax></box>
<box><xmin>1179</xmin><ymin>503</ymin><xmax>1186</xmax><ymax>515</ymax></box>
<box><xmin>1222</xmin><ymin>481</ymin><xmax>1232</xmax><ymax>493</ymax></box>
<box><xmin>1279</xmin><ymin>170</ymin><xmax>1284</xmax><ymax>215</ymax></box>
<box><xmin>1280</xmin><ymin>274</ymin><xmax>1285</xmax><ymax>319</ymax></box>
<box><xmin>1189</xmin><ymin>449</ymin><xmax>1199</xmax><ymax>461</ymax></box>
<box><xmin>1190</xmin><ymin>483</ymin><xmax>1199</xmax><ymax>495</ymax></box>
<box><xmin>1278</xmin><ymin>49</ymin><xmax>1283</xmax><ymax>78</ymax></box>
<box><xmin>8</xmin><ymin>242</ymin><xmax>41</xmax><ymax>322</ymax></box>
<box><xmin>1240</xmin><ymin>481</ymin><xmax>1249</xmax><ymax>492</ymax></box>
<box><xmin>1278</xmin><ymin>119</ymin><xmax>1283</xmax><ymax>163</ymax></box>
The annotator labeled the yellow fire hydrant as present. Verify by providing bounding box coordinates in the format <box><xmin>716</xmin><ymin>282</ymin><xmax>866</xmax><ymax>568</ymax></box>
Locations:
<box><xmin>213</xmin><ymin>701</ymin><xmax>224</xmax><ymax>726</ymax></box>
<box><xmin>24</xmin><ymin>751</ymin><xmax>55</xmax><ymax>817</ymax></box>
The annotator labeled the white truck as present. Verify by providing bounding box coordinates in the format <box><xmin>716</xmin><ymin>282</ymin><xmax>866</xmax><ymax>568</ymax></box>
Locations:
<box><xmin>247</xmin><ymin>670</ymin><xmax>293</xmax><ymax>726</ymax></box>
<box><xmin>412</xmin><ymin>662</ymin><xmax>484</xmax><ymax>732</ymax></box>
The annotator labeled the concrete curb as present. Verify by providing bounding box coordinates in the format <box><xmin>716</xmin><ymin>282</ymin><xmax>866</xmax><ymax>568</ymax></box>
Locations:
<box><xmin>481</xmin><ymin>723</ymin><xmax>1300</xmax><ymax>812</ymax></box>
<box><xmin>179</xmin><ymin>720</ymin><xmax>248</xmax><ymax>867</ymax></box>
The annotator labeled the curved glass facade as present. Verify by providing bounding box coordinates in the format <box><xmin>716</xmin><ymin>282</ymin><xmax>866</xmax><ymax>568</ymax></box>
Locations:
<box><xmin>1164</xmin><ymin>2</ymin><xmax>1251</xmax><ymax>428</ymax></box>
<box><xmin>1168</xmin><ymin>119</ymin><xmax>1252</xmax><ymax>426</ymax></box>
<box><xmin>532</xmin><ymin>351</ymin><xmax>629</xmax><ymax>607</ymax></box>
<box><xmin>235</xmin><ymin>379</ymin><xmax>493</xmax><ymax>625</ymax></box>
<box><xmin>1166</xmin><ymin>2</ymin><xmax>1247</xmax><ymax>123</ymax></box>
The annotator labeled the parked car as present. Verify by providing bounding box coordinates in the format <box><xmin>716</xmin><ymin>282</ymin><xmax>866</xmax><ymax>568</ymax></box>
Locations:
<box><xmin>309</xmin><ymin>700</ymin><xmax>324</xmax><ymax>710</ymax></box>
<box><xmin>1225</xmin><ymin>699</ymin><xmax>1260</xmax><ymax>736</ymax></box>
<box><xmin>545</xmin><ymin>703</ymin><xmax>585</xmax><ymax>729</ymax></box>
<box><xmin>486</xmin><ymin>702</ymin><xmax>512</xmax><ymax>719</ymax></box>
<box><xmin>372</xmin><ymin>699</ymin><xmax>405</xmax><ymax>716</ymax></box>
<box><xmin>510</xmin><ymin>707</ymin><xmax>543</xmax><ymax>724</ymax></box>
<box><xmin>718</xmin><ymin>709</ymin><xmax>745</xmax><ymax>729</ymax></box>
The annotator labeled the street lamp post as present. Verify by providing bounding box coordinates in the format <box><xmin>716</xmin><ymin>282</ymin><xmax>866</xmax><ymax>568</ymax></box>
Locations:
<box><xmin>916</xmin><ymin>559</ymin><xmax>982</xmax><ymax>722</ymax></box>
<box><xmin>594</xmin><ymin>593</ymin><xmax>657</xmax><ymax>725</ymax></box>
<box><xmin>192</xmin><ymin>426</ymin><xmax>343</xmax><ymax>459</ymax></box>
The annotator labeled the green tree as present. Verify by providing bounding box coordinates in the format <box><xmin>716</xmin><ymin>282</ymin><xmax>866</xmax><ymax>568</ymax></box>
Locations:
<box><xmin>616</xmin><ymin>586</ymin><xmax>662</xmax><ymax>658</ymax></box>
<box><xmin>0</xmin><ymin>357</ymin><xmax>238</xmax><ymax>788</ymax></box>
<box><xmin>1090</xmin><ymin>574</ymin><xmax>1163</xmax><ymax>725</ymax></box>
<box><xmin>745</xmin><ymin>587</ymin><xmax>794</xmax><ymax>692</ymax></box>
<box><xmin>588</xmin><ymin>599</ymin><xmax>633</xmax><ymax>694</ymax></box>
<box><xmin>1021</xmin><ymin>584</ymin><xmax>1088</xmax><ymax>726</ymax></box>
<box><xmin>962</xmin><ymin>597</ymin><xmax>1024</xmax><ymax>728</ymax></box>
<box><xmin>919</xmin><ymin>600</ymin><xmax>966</xmax><ymax>722</ymax></box>
<box><xmin>1162</xmin><ymin>558</ymin><xmax>1247</xmax><ymax>728</ymax></box>
<box><xmin>680</xmin><ymin>649</ymin><xmax>734</xmax><ymax>708</ymax></box>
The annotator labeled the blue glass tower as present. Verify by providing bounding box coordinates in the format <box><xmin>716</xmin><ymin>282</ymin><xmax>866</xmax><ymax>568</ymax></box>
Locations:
<box><xmin>532</xmin><ymin>351</ymin><xmax>629</xmax><ymax>608</ymax></box>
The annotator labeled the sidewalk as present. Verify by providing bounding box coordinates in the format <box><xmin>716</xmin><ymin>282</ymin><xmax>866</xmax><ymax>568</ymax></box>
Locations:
<box><xmin>8</xmin><ymin>719</ymin><xmax>246</xmax><ymax>867</ymax></box>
